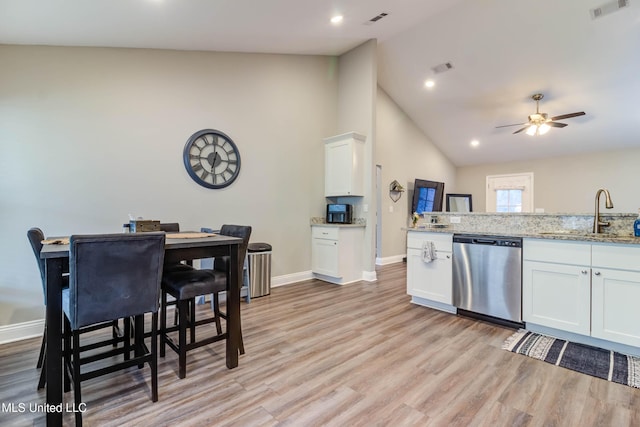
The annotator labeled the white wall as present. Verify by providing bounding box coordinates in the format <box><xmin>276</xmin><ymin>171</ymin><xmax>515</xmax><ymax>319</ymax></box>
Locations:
<box><xmin>336</xmin><ymin>40</ymin><xmax>378</xmax><ymax>276</ymax></box>
<box><xmin>0</xmin><ymin>45</ymin><xmax>338</xmax><ymax>326</ymax></box>
<box><xmin>376</xmin><ymin>88</ymin><xmax>457</xmax><ymax>259</ymax></box>
<box><xmin>456</xmin><ymin>148</ymin><xmax>640</xmax><ymax>213</ymax></box>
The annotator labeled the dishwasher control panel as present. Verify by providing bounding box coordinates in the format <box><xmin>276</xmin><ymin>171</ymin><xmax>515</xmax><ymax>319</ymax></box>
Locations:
<box><xmin>453</xmin><ymin>234</ymin><xmax>522</xmax><ymax>248</ymax></box>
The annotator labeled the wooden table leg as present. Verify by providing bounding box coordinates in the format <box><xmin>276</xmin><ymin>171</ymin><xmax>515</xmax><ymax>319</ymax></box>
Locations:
<box><xmin>226</xmin><ymin>243</ymin><xmax>240</xmax><ymax>369</ymax></box>
<box><xmin>45</xmin><ymin>258</ymin><xmax>64</xmax><ymax>427</ymax></box>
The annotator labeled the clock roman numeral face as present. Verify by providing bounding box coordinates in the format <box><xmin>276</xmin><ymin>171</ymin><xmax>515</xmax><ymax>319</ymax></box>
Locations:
<box><xmin>183</xmin><ymin>129</ymin><xmax>241</xmax><ymax>189</ymax></box>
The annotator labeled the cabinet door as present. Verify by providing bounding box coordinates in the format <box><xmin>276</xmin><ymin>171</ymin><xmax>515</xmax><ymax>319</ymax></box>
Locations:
<box><xmin>325</xmin><ymin>141</ymin><xmax>353</xmax><ymax>196</ymax></box>
<box><xmin>407</xmin><ymin>248</ymin><xmax>452</xmax><ymax>304</ymax></box>
<box><xmin>311</xmin><ymin>238</ymin><xmax>339</xmax><ymax>277</ymax></box>
<box><xmin>324</xmin><ymin>136</ymin><xmax>364</xmax><ymax>197</ymax></box>
<box><xmin>592</xmin><ymin>268</ymin><xmax>640</xmax><ymax>347</ymax></box>
<box><xmin>523</xmin><ymin>261</ymin><xmax>591</xmax><ymax>335</ymax></box>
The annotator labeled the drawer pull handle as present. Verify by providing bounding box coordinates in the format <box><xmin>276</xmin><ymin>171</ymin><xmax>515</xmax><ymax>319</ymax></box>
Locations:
<box><xmin>581</xmin><ymin>270</ymin><xmax>588</xmax><ymax>275</ymax></box>
<box><xmin>594</xmin><ymin>271</ymin><xmax>601</xmax><ymax>276</ymax></box>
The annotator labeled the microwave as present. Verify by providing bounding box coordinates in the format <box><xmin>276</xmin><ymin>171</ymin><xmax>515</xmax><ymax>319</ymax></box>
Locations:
<box><xmin>326</xmin><ymin>204</ymin><xmax>353</xmax><ymax>224</ymax></box>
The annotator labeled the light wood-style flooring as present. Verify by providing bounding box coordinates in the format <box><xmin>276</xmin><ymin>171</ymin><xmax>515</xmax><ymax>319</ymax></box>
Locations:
<box><xmin>1</xmin><ymin>263</ymin><xmax>639</xmax><ymax>426</ymax></box>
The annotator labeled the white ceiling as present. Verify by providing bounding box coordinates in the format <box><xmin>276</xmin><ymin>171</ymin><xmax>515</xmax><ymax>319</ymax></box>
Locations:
<box><xmin>1</xmin><ymin>0</ymin><xmax>638</xmax><ymax>166</ymax></box>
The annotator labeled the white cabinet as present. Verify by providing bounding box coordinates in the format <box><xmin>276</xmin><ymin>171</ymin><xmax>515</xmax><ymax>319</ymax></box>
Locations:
<box><xmin>523</xmin><ymin>239</ymin><xmax>640</xmax><ymax>348</ymax></box>
<box><xmin>406</xmin><ymin>231</ymin><xmax>454</xmax><ymax>310</ymax></box>
<box><xmin>324</xmin><ymin>132</ymin><xmax>365</xmax><ymax>197</ymax></box>
<box><xmin>523</xmin><ymin>240</ymin><xmax>591</xmax><ymax>335</ymax></box>
<box><xmin>311</xmin><ymin>225</ymin><xmax>364</xmax><ymax>285</ymax></box>
<box><xmin>591</xmin><ymin>244</ymin><xmax>640</xmax><ymax>347</ymax></box>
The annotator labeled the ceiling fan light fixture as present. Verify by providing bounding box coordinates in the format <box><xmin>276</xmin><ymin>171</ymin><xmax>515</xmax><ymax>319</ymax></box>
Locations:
<box><xmin>538</xmin><ymin>123</ymin><xmax>551</xmax><ymax>135</ymax></box>
<box><xmin>497</xmin><ymin>93</ymin><xmax>586</xmax><ymax>135</ymax></box>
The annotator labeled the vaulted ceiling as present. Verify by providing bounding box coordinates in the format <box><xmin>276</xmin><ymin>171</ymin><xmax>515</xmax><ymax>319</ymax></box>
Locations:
<box><xmin>1</xmin><ymin>0</ymin><xmax>638</xmax><ymax>166</ymax></box>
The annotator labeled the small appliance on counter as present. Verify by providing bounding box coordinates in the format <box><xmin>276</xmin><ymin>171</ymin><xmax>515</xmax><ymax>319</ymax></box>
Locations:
<box><xmin>326</xmin><ymin>204</ymin><xmax>353</xmax><ymax>224</ymax></box>
<box><xmin>129</xmin><ymin>220</ymin><xmax>161</xmax><ymax>232</ymax></box>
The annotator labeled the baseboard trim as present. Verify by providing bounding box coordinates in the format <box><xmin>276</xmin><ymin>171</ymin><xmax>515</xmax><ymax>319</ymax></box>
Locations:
<box><xmin>272</xmin><ymin>270</ymin><xmax>314</xmax><ymax>287</ymax></box>
<box><xmin>0</xmin><ymin>319</ymin><xmax>44</xmax><ymax>345</ymax></box>
<box><xmin>376</xmin><ymin>255</ymin><xmax>405</xmax><ymax>266</ymax></box>
<box><xmin>362</xmin><ymin>270</ymin><xmax>377</xmax><ymax>282</ymax></box>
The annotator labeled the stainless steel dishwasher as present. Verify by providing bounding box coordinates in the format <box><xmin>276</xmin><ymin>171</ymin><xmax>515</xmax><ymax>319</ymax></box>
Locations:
<box><xmin>452</xmin><ymin>234</ymin><xmax>523</xmax><ymax>324</ymax></box>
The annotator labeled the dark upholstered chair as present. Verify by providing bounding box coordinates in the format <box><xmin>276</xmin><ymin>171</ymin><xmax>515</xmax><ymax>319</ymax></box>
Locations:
<box><xmin>211</xmin><ymin>225</ymin><xmax>252</xmax><ymax>354</ymax></box>
<box><xmin>27</xmin><ymin>227</ymin><xmax>121</xmax><ymax>390</ymax></box>
<box><xmin>62</xmin><ymin>233</ymin><xmax>165</xmax><ymax>426</ymax></box>
<box><xmin>160</xmin><ymin>224</ymin><xmax>251</xmax><ymax>379</ymax></box>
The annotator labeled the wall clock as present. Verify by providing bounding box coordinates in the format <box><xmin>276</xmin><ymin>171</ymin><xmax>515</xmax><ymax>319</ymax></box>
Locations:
<box><xmin>183</xmin><ymin>129</ymin><xmax>241</xmax><ymax>189</ymax></box>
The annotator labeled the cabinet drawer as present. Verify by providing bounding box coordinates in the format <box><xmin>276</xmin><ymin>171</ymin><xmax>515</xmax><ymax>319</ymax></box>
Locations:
<box><xmin>592</xmin><ymin>243</ymin><xmax>640</xmax><ymax>271</ymax></box>
<box><xmin>407</xmin><ymin>232</ymin><xmax>452</xmax><ymax>252</ymax></box>
<box><xmin>312</xmin><ymin>226</ymin><xmax>339</xmax><ymax>240</ymax></box>
<box><xmin>523</xmin><ymin>239</ymin><xmax>591</xmax><ymax>265</ymax></box>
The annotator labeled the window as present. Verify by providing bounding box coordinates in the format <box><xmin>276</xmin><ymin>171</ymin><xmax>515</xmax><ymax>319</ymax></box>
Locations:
<box><xmin>486</xmin><ymin>173</ymin><xmax>534</xmax><ymax>213</ymax></box>
<box><xmin>496</xmin><ymin>189</ymin><xmax>522</xmax><ymax>212</ymax></box>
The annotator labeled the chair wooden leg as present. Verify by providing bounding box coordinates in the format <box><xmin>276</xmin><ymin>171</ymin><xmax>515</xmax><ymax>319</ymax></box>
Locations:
<box><xmin>134</xmin><ymin>315</ymin><xmax>145</xmax><ymax>369</ymax></box>
<box><xmin>72</xmin><ymin>330</ymin><xmax>83</xmax><ymax>427</ymax></box>
<box><xmin>213</xmin><ymin>293</ymin><xmax>223</xmax><ymax>335</ymax></box>
<box><xmin>174</xmin><ymin>301</ymin><xmax>178</xmax><ymax>326</ymax></box>
<box><xmin>238</xmin><ymin>317</ymin><xmax>245</xmax><ymax>355</ymax></box>
<box><xmin>37</xmin><ymin>357</ymin><xmax>46</xmax><ymax>390</ymax></box>
<box><xmin>112</xmin><ymin>319</ymin><xmax>119</xmax><ymax>347</ymax></box>
<box><xmin>160</xmin><ymin>290</ymin><xmax>167</xmax><ymax>358</ymax></box>
<box><xmin>63</xmin><ymin>317</ymin><xmax>71</xmax><ymax>393</ymax></box>
<box><xmin>178</xmin><ymin>300</ymin><xmax>188</xmax><ymax>379</ymax></box>
<box><xmin>151</xmin><ymin>312</ymin><xmax>158</xmax><ymax>402</ymax></box>
<box><xmin>123</xmin><ymin>317</ymin><xmax>131</xmax><ymax>361</ymax></box>
<box><xmin>36</xmin><ymin>325</ymin><xmax>46</xmax><ymax>368</ymax></box>
<box><xmin>189</xmin><ymin>298</ymin><xmax>196</xmax><ymax>344</ymax></box>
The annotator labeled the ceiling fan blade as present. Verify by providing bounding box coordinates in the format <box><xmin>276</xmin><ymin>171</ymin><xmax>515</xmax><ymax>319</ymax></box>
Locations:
<box><xmin>548</xmin><ymin>122</ymin><xmax>568</xmax><ymax>128</ymax></box>
<box><xmin>513</xmin><ymin>126</ymin><xmax>529</xmax><ymax>134</ymax></box>
<box><xmin>496</xmin><ymin>122</ymin><xmax>527</xmax><ymax>128</ymax></box>
<box><xmin>550</xmin><ymin>112</ymin><xmax>585</xmax><ymax>121</ymax></box>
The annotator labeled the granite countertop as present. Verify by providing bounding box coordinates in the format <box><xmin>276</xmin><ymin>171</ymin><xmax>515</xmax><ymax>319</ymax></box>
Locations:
<box><xmin>406</xmin><ymin>226</ymin><xmax>640</xmax><ymax>245</ymax></box>
<box><xmin>310</xmin><ymin>217</ymin><xmax>366</xmax><ymax>227</ymax></box>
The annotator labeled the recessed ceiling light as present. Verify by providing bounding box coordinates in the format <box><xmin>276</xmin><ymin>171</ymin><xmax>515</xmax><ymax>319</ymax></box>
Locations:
<box><xmin>424</xmin><ymin>80</ymin><xmax>435</xmax><ymax>88</ymax></box>
<box><xmin>470</xmin><ymin>139</ymin><xmax>480</xmax><ymax>147</ymax></box>
<box><xmin>331</xmin><ymin>15</ymin><xmax>343</xmax><ymax>24</ymax></box>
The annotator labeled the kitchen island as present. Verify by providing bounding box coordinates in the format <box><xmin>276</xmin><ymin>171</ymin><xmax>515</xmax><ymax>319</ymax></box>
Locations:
<box><xmin>406</xmin><ymin>212</ymin><xmax>640</xmax><ymax>356</ymax></box>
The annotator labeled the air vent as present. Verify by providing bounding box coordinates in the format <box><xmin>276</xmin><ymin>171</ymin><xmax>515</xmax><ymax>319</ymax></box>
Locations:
<box><xmin>363</xmin><ymin>12</ymin><xmax>388</xmax><ymax>25</ymax></box>
<box><xmin>590</xmin><ymin>0</ymin><xmax>629</xmax><ymax>19</ymax></box>
<box><xmin>431</xmin><ymin>62</ymin><xmax>454</xmax><ymax>74</ymax></box>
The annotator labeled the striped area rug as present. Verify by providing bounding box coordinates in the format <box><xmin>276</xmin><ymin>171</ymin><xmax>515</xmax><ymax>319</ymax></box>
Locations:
<box><xmin>503</xmin><ymin>329</ymin><xmax>640</xmax><ymax>389</ymax></box>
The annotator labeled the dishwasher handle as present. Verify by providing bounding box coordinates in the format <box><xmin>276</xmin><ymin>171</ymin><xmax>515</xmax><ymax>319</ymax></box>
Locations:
<box><xmin>472</xmin><ymin>238</ymin><xmax>498</xmax><ymax>245</ymax></box>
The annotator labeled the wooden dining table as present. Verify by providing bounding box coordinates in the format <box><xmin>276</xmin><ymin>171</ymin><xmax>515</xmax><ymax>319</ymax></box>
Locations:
<box><xmin>40</xmin><ymin>233</ymin><xmax>243</xmax><ymax>427</ymax></box>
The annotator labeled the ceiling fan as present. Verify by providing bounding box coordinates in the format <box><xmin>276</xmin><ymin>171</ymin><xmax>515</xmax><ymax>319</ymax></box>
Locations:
<box><xmin>496</xmin><ymin>94</ymin><xmax>585</xmax><ymax>136</ymax></box>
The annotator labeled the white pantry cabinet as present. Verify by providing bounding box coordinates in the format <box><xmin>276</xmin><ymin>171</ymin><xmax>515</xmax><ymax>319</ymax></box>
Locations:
<box><xmin>311</xmin><ymin>225</ymin><xmax>364</xmax><ymax>285</ymax></box>
<box><xmin>324</xmin><ymin>132</ymin><xmax>365</xmax><ymax>197</ymax></box>
<box><xmin>406</xmin><ymin>231</ymin><xmax>454</xmax><ymax>310</ymax></box>
<box><xmin>522</xmin><ymin>240</ymin><xmax>591</xmax><ymax>335</ymax></box>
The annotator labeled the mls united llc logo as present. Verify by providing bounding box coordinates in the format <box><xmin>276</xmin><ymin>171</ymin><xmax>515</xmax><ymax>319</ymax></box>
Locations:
<box><xmin>2</xmin><ymin>402</ymin><xmax>87</xmax><ymax>413</ymax></box>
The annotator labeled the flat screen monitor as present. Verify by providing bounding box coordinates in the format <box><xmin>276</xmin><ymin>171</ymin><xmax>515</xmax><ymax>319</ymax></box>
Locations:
<box><xmin>411</xmin><ymin>179</ymin><xmax>444</xmax><ymax>214</ymax></box>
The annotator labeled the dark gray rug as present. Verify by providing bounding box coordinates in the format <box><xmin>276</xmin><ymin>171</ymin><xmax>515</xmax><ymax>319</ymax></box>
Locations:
<box><xmin>503</xmin><ymin>329</ymin><xmax>640</xmax><ymax>389</ymax></box>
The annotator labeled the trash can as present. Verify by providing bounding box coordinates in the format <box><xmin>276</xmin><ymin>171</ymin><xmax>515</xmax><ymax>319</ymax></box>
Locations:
<box><xmin>248</xmin><ymin>242</ymin><xmax>272</xmax><ymax>298</ymax></box>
